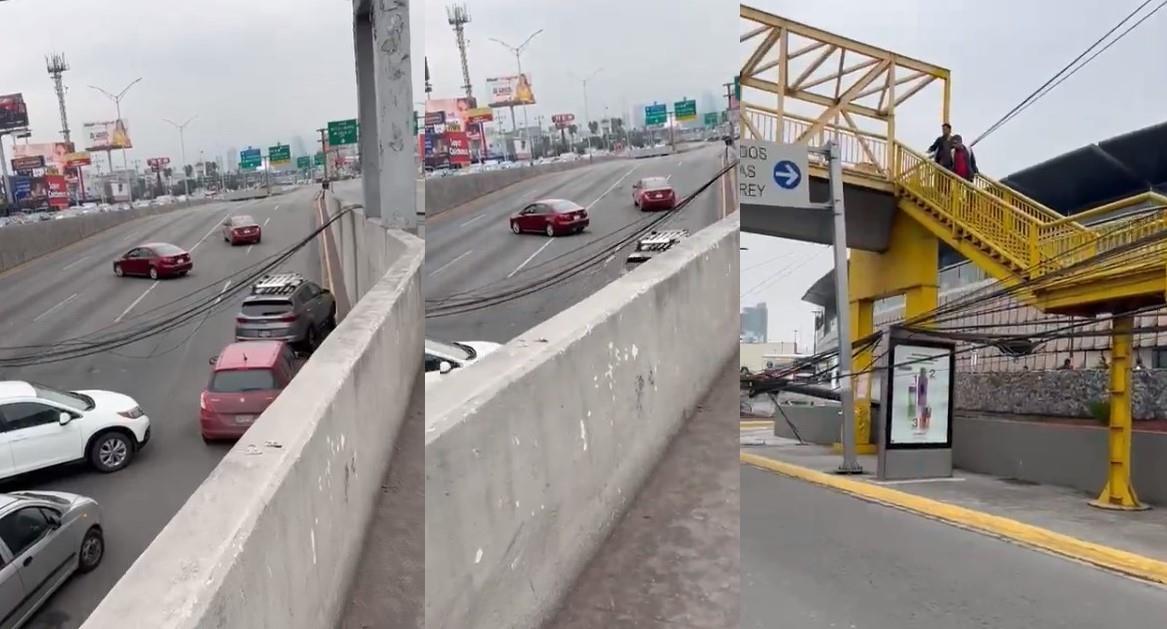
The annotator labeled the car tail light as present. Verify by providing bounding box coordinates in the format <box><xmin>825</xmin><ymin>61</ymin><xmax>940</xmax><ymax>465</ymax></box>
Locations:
<box><xmin>236</xmin><ymin>315</ymin><xmax>249</xmax><ymax>323</ymax></box>
<box><xmin>199</xmin><ymin>392</ymin><xmax>208</xmax><ymax>411</ymax></box>
<box><xmin>278</xmin><ymin>313</ymin><xmax>298</xmax><ymax>322</ymax></box>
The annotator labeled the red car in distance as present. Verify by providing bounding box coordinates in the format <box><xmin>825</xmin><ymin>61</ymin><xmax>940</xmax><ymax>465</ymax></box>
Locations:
<box><xmin>632</xmin><ymin>176</ymin><xmax>677</xmax><ymax>211</ymax></box>
<box><xmin>223</xmin><ymin>215</ymin><xmax>262</xmax><ymax>245</ymax></box>
<box><xmin>509</xmin><ymin>198</ymin><xmax>590</xmax><ymax>237</ymax></box>
<box><xmin>113</xmin><ymin>242</ymin><xmax>192</xmax><ymax>279</ymax></box>
<box><xmin>199</xmin><ymin>341</ymin><xmax>300</xmax><ymax>442</ymax></box>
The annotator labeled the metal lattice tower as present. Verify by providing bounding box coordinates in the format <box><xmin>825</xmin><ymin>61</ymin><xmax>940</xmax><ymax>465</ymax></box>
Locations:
<box><xmin>45</xmin><ymin>53</ymin><xmax>72</xmax><ymax>143</ymax></box>
<box><xmin>447</xmin><ymin>4</ymin><xmax>474</xmax><ymax>99</ymax></box>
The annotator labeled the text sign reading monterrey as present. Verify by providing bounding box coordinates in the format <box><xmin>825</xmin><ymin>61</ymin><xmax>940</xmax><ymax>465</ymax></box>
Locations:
<box><xmin>737</xmin><ymin>140</ymin><xmax>811</xmax><ymax>208</ymax></box>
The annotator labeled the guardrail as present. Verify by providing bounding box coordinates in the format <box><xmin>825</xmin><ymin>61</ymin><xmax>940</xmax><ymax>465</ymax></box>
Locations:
<box><xmin>426</xmin><ymin>214</ymin><xmax>739</xmax><ymax>629</ymax></box>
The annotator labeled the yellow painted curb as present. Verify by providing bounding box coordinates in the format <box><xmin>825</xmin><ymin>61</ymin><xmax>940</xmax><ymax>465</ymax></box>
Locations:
<box><xmin>739</xmin><ymin>420</ymin><xmax>774</xmax><ymax>430</ymax></box>
<box><xmin>740</xmin><ymin>451</ymin><xmax>1167</xmax><ymax>586</ymax></box>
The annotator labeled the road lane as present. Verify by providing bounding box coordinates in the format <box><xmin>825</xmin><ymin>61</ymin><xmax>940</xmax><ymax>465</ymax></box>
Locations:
<box><xmin>0</xmin><ymin>188</ymin><xmax>324</xmax><ymax>628</ymax></box>
<box><xmin>741</xmin><ymin>467</ymin><xmax>1167</xmax><ymax>629</ymax></box>
<box><xmin>425</xmin><ymin>145</ymin><xmax>730</xmax><ymax>343</ymax></box>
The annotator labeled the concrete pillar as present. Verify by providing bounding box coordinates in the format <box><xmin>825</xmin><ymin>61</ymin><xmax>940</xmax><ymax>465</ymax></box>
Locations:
<box><xmin>357</xmin><ymin>0</ymin><xmax>416</xmax><ymax>232</ymax></box>
<box><xmin>850</xmin><ymin>299</ymin><xmax>876</xmax><ymax>454</ymax></box>
<box><xmin>1091</xmin><ymin>314</ymin><xmax>1146</xmax><ymax>510</ymax></box>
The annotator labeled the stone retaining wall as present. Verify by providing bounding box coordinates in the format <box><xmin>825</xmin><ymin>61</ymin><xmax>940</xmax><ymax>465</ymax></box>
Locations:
<box><xmin>955</xmin><ymin>368</ymin><xmax>1167</xmax><ymax>420</ymax></box>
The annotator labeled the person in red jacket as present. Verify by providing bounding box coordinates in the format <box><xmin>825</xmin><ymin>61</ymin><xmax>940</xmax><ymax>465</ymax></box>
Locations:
<box><xmin>950</xmin><ymin>134</ymin><xmax>978</xmax><ymax>182</ymax></box>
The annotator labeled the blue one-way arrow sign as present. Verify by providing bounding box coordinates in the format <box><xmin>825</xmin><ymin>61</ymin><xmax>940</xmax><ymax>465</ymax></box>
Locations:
<box><xmin>772</xmin><ymin>160</ymin><xmax>801</xmax><ymax>189</ymax></box>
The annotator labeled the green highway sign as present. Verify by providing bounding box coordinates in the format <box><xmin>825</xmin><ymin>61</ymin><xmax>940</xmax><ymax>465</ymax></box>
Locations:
<box><xmin>703</xmin><ymin>112</ymin><xmax>719</xmax><ymax>128</ymax></box>
<box><xmin>269</xmin><ymin>144</ymin><xmax>291</xmax><ymax>164</ymax></box>
<box><xmin>240</xmin><ymin>148</ymin><xmax>262</xmax><ymax>170</ymax></box>
<box><xmin>644</xmin><ymin>103</ymin><xmax>667</xmax><ymax>126</ymax></box>
<box><xmin>314</xmin><ymin>152</ymin><xmax>325</xmax><ymax>166</ymax></box>
<box><xmin>675</xmin><ymin>99</ymin><xmax>697</xmax><ymax>122</ymax></box>
<box><xmin>297</xmin><ymin>156</ymin><xmax>311</xmax><ymax>169</ymax></box>
<box><xmin>328</xmin><ymin>119</ymin><xmax>359</xmax><ymax>146</ymax></box>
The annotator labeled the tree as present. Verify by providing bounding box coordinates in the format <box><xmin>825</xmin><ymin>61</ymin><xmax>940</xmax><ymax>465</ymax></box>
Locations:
<box><xmin>588</xmin><ymin>120</ymin><xmax>599</xmax><ymax>136</ymax></box>
<box><xmin>184</xmin><ymin>164</ymin><xmax>193</xmax><ymax>178</ymax></box>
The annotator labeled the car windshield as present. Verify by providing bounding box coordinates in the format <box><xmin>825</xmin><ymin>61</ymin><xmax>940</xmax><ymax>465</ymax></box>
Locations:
<box><xmin>30</xmin><ymin>382</ymin><xmax>94</xmax><ymax>411</ymax></box>
<box><xmin>425</xmin><ymin>339</ymin><xmax>473</xmax><ymax>361</ymax></box>
<box><xmin>242</xmin><ymin>300</ymin><xmax>293</xmax><ymax>317</ymax></box>
<box><xmin>642</xmin><ymin>177</ymin><xmax>670</xmax><ymax>189</ymax></box>
<box><xmin>209</xmin><ymin>369</ymin><xmax>276</xmax><ymax>393</ymax></box>
<box><xmin>152</xmin><ymin>244</ymin><xmax>185</xmax><ymax>256</ymax></box>
<box><xmin>546</xmin><ymin>200</ymin><xmax>581</xmax><ymax>213</ymax></box>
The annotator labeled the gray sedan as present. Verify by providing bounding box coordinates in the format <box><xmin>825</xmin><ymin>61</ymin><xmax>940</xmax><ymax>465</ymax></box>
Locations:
<box><xmin>0</xmin><ymin>491</ymin><xmax>103</xmax><ymax>628</ymax></box>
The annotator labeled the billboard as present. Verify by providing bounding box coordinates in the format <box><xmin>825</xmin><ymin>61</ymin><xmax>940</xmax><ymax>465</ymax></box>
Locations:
<box><xmin>12</xmin><ymin>142</ymin><xmax>74</xmax><ymax>174</ymax></box>
<box><xmin>84</xmin><ymin>120</ymin><xmax>133</xmax><ymax>151</ymax></box>
<box><xmin>464</xmin><ymin>107</ymin><xmax>494</xmax><ymax>124</ymax></box>
<box><xmin>424</xmin><ymin>111</ymin><xmax>446</xmax><ymax>127</ymax></box>
<box><xmin>885</xmin><ymin>340</ymin><xmax>954</xmax><ymax>447</ymax></box>
<box><xmin>45</xmin><ymin>175</ymin><xmax>68</xmax><ymax>209</ymax></box>
<box><xmin>447</xmin><ymin>132</ymin><xmax>471</xmax><ymax>166</ymax></box>
<box><xmin>147</xmin><ymin>157</ymin><xmax>170</xmax><ymax>172</ymax></box>
<box><xmin>551</xmin><ymin>113</ymin><xmax>575</xmax><ymax>128</ymax></box>
<box><xmin>425</xmin><ymin>97</ymin><xmax>478</xmax><ymax>132</ymax></box>
<box><xmin>486</xmin><ymin>74</ymin><xmax>535</xmax><ymax>107</ymax></box>
<box><xmin>0</xmin><ymin>94</ymin><xmax>29</xmax><ymax>132</ymax></box>
<box><xmin>11</xmin><ymin>155</ymin><xmax>45</xmax><ymax>173</ymax></box>
<box><xmin>64</xmin><ymin>152</ymin><xmax>92</xmax><ymax>168</ymax></box>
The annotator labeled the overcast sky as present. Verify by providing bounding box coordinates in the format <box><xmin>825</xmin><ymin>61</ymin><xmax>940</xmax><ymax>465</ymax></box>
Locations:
<box><xmin>1</xmin><ymin>0</ymin><xmax>425</xmax><ymax>167</ymax></box>
<box><xmin>424</xmin><ymin>0</ymin><xmax>735</xmax><ymax>129</ymax></box>
<box><xmin>742</xmin><ymin>0</ymin><xmax>1167</xmax><ymax>350</ymax></box>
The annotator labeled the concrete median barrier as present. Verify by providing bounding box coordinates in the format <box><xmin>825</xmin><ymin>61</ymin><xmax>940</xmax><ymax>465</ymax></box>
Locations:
<box><xmin>82</xmin><ymin>226</ymin><xmax>424</xmax><ymax>629</ymax></box>
<box><xmin>0</xmin><ymin>200</ymin><xmax>210</xmax><ymax>275</ymax></box>
<box><xmin>425</xmin><ymin>214</ymin><xmax>739</xmax><ymax>629</ymax></box>
<box><xmin>425</xmin><ymin>156</ymin><xmax>618</xmax><ymax>217</ymax></box>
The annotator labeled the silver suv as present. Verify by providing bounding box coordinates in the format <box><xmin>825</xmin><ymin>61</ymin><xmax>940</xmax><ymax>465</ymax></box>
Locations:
<box><xmin>234</xmin><ymin>273</ymin><xmax>336</xmax><ymax>351</ymax></box>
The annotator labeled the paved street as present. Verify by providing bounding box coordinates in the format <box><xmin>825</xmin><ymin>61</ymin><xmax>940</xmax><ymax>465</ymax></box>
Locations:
<box><xmin>742</xmin><ymin>466</ymin><xmax>1167</xmax><ymax>629</ymax></box>
<box><xmin>0</xmin><ymin>187</ymin><xmax>324</xmax><ymax>627</ymax></box>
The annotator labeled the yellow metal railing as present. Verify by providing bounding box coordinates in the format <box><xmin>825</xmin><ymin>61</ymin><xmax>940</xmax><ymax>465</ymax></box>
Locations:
<box><xmin>743</xmin><ymin>108</ymin><xmax>888</xmax><ymax>175</ymax></box>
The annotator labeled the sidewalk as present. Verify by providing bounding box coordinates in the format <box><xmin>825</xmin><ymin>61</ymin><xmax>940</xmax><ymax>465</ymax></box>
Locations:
<box><xmin>545</xmin><ymin>361</ymin><xmax>740</xmax><ymax>628</ymax></box>
<box><xmin>741</xmin><ymin>426</ymin><xmax>1167</xmax><ymax>583</ymax></box>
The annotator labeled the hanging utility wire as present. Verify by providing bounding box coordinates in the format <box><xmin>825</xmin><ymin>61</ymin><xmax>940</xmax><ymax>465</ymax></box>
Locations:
<box><xmin>972</xmin><ymin>0</ymin><xmax>1167</xmax><ymax>146</ymax></box>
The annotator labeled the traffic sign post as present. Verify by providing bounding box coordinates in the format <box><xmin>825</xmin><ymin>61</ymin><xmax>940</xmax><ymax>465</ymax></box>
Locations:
<box><xmin>269</xmin><ymin>144</ymin><xmax>291</xmax><ymax>165</ymax></box>
<box><xmin>737</xmin><ymin>140</ymin><xmax>810</xmax><ymax>208</ymax></box>
<box><xmin>327</xmin><ymin>119</ymin><xmax>359</xmax><ymax>146</ymax></box>
<box><xmin>297</xmin><ymin>156</ymin><xmax>311</xmax><ymax>170</ymax></box>
<box><xmin>703</xmin><ymin>112</ymin><xmax>719</xmax><ymax>128</ymax></box>
<box><xmin>644</xmin><ymin>103</ymin><xmax>667</xmax><ymax>127</ymax></box>
<box><xmin>674</xmin><ymin>99</ymin><xmax>697</xmax><ymax>122</ymax></box>
<box><xmin>240</xmin><ymin>148</ymin><xmax>262</xmax><ymax>171</ymax></box>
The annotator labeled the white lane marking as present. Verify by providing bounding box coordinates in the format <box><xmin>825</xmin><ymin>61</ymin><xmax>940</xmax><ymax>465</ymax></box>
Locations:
<box><xmin>214</xmin><ymin>280</ymin><xmax>233</xmax><ymax>305</ymax></box>
<box><xmin>115</xmin><ymin>281</ymin><xmax>159</xmax><ymax>323</ymax></box>
<box><xmin>460</xmin><ymin>214</ymin><xmax>485</xmax><ymax>228</ymax></box>
<box><xmin>263</xmin><ymin>217</ymin><xmax>271</xmax><ymax>227</ymax></box>
<box><xmin>247</xmin><ymin>245</ymin><xmax>254</xmax><ymax>255</ymax></box>
<box><xmin>586</xmin><ymin>166</ymin><xmax>638</xmax><ymax>209</ymax></box>
<box><xmin>273</xmin><ymin>204</ymin><xmax>281</xmax><ymax>213</ymax></box>
<box><xmin>508</xmin><ymin>240</ymin><xmax>553</xmax><ymax>279</ymax></box>
<box><xmin>430</xmin><ymin>250</ymin><xmax>473</xmax><ymax>277</ymax></box>
<box><xmin>189</xmin><ymin>221</ymin><xmax>222</xmax><ymax>253</ymax></box>
<box><xmin>34</xmin><ymin>293</ymin><xmax>78</xmax><ymax>322</ymax></box>
<box><xmin>61</xmin><ymin>256</ymin><xmax>90</xmax><ymax>271</ymax></box>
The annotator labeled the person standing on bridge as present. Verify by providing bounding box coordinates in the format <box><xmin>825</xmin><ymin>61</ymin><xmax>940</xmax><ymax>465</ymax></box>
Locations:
<box><xmin>951</xmin><ymin>135</ymin><xmax>978</xmax><ymax>182</ymax></box>
<box><xmin>927</xmin><ymin>123</ymin><xmax>954</xmax><ymax>169</ymax></box>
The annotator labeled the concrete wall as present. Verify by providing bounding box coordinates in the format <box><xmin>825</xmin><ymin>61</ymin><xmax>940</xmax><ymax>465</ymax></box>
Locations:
<box><xmin>83</xmin><ymin>228</ymin><xmax>424</xmax><ymax>629</ymax></box>
<box><xmin>771</xmin><ymin>405</ymin><xmax>844</xmax><ymax>445</ymax></box>
<box><xmin>425</xmin><ymin>157</ymin><xmax>617</xmax><ymax>216</ymax></box>
<box><xmin>0</xmin><ymin>200</ymin><xmax>208</xmax><ymax>274</ymax></box>
<box><xmin>324</xmin><ymin>191</ymin><xmax>406</xmax><ymax>307</ymax></box>
<box><xmin>953</xmin><ymin>414</ymin><xmax>1167</xmax><ymax>505</ymax></box>
<box><xmin>426</xmin><ymin>214</ymin><xmax>739</xmax><ymax>629</ymax></box>
<box><xmin>957</xmin><ymin>369</ymin><xmax>1167</xmax><ymax>420</ymax></box>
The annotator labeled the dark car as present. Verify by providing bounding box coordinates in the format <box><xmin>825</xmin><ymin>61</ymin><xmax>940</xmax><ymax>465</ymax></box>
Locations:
<box><xmin>113</xmin><ymin>242</ymin><xmax>192</xmax><ymax>279</ymax></box>
<box><xmin>222</xmin><ymin>215</ymin><xmax>262</xmax><ymax>245</ymax></box>
<box><xmin>234</xmin><ymin>273</ymin><xmax>336</xmax><ymax>351</ymax></box>
<box><xmin>200</xmin><ymin>341</ymin><xmax>299</xmax><ymax>441</ymax></box>
<box><xmin>632</xmin><ymin>176</ymin><xmax>677</xmax><ymax>211</ymax></box>
<box><xmin>509</xmin><ymin>198</ymin><xmax>589</xmax><ymax>237</ymax></box>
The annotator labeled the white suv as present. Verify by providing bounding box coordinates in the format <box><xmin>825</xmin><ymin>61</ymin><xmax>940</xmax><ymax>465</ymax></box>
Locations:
<box><xmin>0</xmin><ymin>381</ymin><xmax>151</xmax><ymax>478</ymax></box>
<box><xmin>424</xmin><ymin>339</ymin><xmax>502</xmax><ymax>386</ymax></box>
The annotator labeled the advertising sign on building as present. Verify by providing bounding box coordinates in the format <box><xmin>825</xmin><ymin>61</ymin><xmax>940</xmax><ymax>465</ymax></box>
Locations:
<box><xmin>12</xmin><ymin>143</ymin><xmax>74</xmax><ymax>174</ymax></box>
<box><xmin>486</xmin><ymin>74</ymin><xmax>536</xmax><ymax>107</ymax></box>
<box><xmin>446</xmin><ymin>131</ymin><xmax>471</xmax><ymax>167</ymax></box>
<box><xmin>63</xmin><ymin>152</ymin><xmax>91</xmax><ymax>168</ymax></box>
<box><xmin>147</xmin><ymin>157</ymin><xmax>171</xmax><ymax>172</ymax></box>
<box><xmin>551</xmin><ymin>113</ymin><xmax>575</xmax><ymax>128</ymax></box>
<box><xmin>45</xmin><ymin>175</ymin><xmax>69</xmax><ymax>209</ymax></box>
<box><xmin>84</xmin><ymin>120</ymin><xmax>133</xmax><ymax>151</ymax></box>
<box><xmin>11</xmin><ymin>155</ymin><xmax>45</xmax><ymax>174</ymax></box>
<box><xmin>464</xmin><ymin>107</ymin><xmax>494</xmax><ymax>124</ymax></box>
<box><xmin>886</xmin><ymin>341</ymin><xmax>954</xmax><ymax>446</ymax></box>
<box><xmin>0</xmin><ymin>94</ymin><xmax>29</xmax><ymax>132</ymax></box>
<box><xmin>424</xmin><ymin>111</ymin><xmax>446</xmax><ymax>127</ymax></box>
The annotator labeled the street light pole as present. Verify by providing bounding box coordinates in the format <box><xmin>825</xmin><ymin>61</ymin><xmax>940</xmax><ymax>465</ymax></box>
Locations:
<box><xmin>578</xmin><ymin>67</ymin><xmax>602</xmax><ymax>162</ymax></box>
<box><xmin>490</xmin><ymin>29</ymin><xmax>542</xmax><ymax>165</ymax></box>
<box><xmin>163</xmin><ymin>116</ymin><xmax>196</xmax><ymax>198</ymax></box>
<box><xmin>90</xmin><ymin>77</ymin><xmax>142</xmax><ymax>203</ymax></box>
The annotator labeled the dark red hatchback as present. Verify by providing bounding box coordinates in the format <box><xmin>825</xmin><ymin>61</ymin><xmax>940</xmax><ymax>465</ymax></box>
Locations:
<box><xmin>223</xmin><ymin>215</ymin><xmax>262</xmax><ymax>245</ymax></box>
<box><xmin>113</xmin><ymin>242</ymin><xmax>192</xmax><ymax>279</ymax></box>
<box><xmin>199</xmin><ymin>341</ymin><xmax>300</xmax><ymax>441</ymax></box>
<box><xmin>632</xmin><ymin>176</ymin><xmax>677</xmax><ymax>211</ymax></box>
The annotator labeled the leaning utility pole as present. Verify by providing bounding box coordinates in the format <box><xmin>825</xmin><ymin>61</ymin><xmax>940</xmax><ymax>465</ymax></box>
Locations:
<box><xmin>46</xmin><ymin>53</ymin><xmax>72</xmax><ymax>143</ymax></box>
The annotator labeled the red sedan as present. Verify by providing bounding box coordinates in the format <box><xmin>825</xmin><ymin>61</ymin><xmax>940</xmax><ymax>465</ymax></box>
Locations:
<box><xmin>113</xmin><ymin>242</ymin><xmax>192</xmax><ymax>279</ymax></box>
<box><xmin>632</xmin><ymin>176</ymin><xmax>677</xmax><ymax>211</ymax></box>
<box><xmin>223</xmin><ymin>215</ymin><xmax>262</xmax><ymax>245</ymax></box>
<box><xmin>509</xmin><ymin>198</ymin><xmax>590</xmax><ymax>237</ymax></box>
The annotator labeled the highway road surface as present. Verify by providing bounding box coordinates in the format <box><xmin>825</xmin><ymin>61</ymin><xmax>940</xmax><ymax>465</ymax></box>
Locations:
<box><xmin>425</xmin><ymin>144</ymin><xmax>733</xmax><ymax>344</ymax></box>
<box><xmin>741</xmin><ymin>466</ymin><xmax>1167</xmax><ymax>629</ymax></box>
<box><xmin>0</xmin><ymin>187</ymin><xmax>327</xmax><ymax>628</ymax></box>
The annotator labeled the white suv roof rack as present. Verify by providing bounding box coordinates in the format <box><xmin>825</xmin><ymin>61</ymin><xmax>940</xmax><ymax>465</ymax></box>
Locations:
<box><xmin>251</xmin><ymin>272</ymin><xmax>305</xmax><ymax>295</ymax></box>
<box><xmin>627</xmin><ymin>229</ymin><xmax>689</xmax><ymax>263</ymax></box>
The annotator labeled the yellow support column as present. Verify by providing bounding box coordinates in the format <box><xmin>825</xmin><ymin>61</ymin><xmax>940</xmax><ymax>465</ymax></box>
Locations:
<box><xmin>1090</xmin><ymin>314</ymin><xmax>1147</xmax><ymax>510</ymax></box>
<box><xmin>848</xmin><ymin>300</ymin><xmax>876</xmax><ymax>455</ymax></box>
